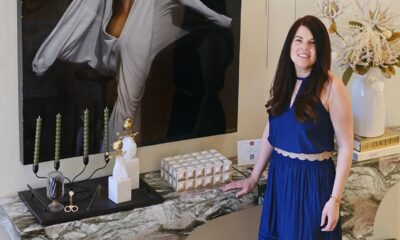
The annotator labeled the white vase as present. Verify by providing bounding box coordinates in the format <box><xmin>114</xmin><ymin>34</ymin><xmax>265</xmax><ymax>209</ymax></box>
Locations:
<box><xmin>350</xmin><ymin>68</ymin><xmax>385</xmax><ymax>137</ymax></box>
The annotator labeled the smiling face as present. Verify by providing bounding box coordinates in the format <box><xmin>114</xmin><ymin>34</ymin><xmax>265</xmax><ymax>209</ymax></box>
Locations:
<box><xmin>290</xmin><ymin>25</ymin><xmax>317</xmax><ymax>77</ymax></box>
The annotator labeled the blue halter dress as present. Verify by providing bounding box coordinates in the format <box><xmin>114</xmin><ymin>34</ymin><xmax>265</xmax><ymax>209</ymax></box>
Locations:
<box><xmin>258</xmin><ymin>77</ymin><xmax>342</xmax><ymax>240</ymax></box>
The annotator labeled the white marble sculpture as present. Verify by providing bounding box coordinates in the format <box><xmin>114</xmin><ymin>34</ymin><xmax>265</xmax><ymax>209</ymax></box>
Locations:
<box><xmin>118</xmin><ymin>118</ymin><xmax>140</xmax><ymax>190</ymax></box>
<box><xmin>112</xmin><ymin>156</ymin><xmax>129</xmax><ymax>180</ymax></box>
<box><xmin>108</xmin><ymin>140</ymin><xmax>132</xmax><ymax>204</ymax></box>
<box><xmin>121</xmin><ymin>135</ymin><xmax>140</xmax><ymax>190</ymax></box>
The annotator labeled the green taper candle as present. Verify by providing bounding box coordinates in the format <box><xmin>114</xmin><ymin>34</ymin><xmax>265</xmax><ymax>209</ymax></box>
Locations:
<box><xmin>55</xmin><ymin>113</ymin><xmax>61</xmax><ymax>163</ymax></box>
<box><xmin>83</xmin><ymin>109</ymin><xmax>89</xmax><ymax>158</ymax></box>
<box><xmin>33</xmin><ymin>116</ymin><xmax>42</xmax><ymax>165</ymax></box>
<box><xmin>104</xmin><ymin>107</ymin><xmax>109</xmax><ymax>152</ymax></box>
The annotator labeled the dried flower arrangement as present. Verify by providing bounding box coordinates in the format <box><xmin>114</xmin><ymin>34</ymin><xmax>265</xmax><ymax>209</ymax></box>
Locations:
<box><xmin>317</xmin><ymin>0</ymin><xmax>400</xmax><ymax>84</ymax></box>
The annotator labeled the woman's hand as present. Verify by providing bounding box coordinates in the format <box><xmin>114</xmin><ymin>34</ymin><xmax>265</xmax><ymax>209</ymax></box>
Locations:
<box><xmin>220</xmin><ymin>177</ymin><xmax>257</xmax><ymax>198</ymax></box>
<box><xmin>320</xmin><ymin>198</ymin><xmax>340</xmax><ymax>231</ymax></box>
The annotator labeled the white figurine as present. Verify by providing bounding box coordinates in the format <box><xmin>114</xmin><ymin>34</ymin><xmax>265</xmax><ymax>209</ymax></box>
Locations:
<box><xmin>120</xmin><ymin>118</ymin><xmax>140</xmax><ymax>190</ymax></box>
<box><xmin>112</xmin><ymin>157</ymin><xmax>129</xmax><ymax>180</ymax></box>
<box><xmin>108</xmin><ymin>140</ymin><xmax>132</xmax><ymax>204</ymax></box>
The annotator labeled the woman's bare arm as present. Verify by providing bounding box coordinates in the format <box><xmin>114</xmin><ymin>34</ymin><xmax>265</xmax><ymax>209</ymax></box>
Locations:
<box><xmin>321</xmin><ymin>72</ymin><xmax>353</xmax><ymax>231</ymax></box>
<box><xmin>221</xmin><ymin>120</ymin><xmax>273</xmax><ymax>197</ymax></box>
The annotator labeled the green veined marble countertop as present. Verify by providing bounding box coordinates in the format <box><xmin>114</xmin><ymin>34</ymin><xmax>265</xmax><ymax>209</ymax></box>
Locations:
<box><xmin>0</xmin><ymin>168</ymin><xmax>256</xmax><ymax>240</ymax></box>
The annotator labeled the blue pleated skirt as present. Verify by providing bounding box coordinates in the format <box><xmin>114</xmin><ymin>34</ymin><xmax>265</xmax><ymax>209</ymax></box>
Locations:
<box><xmin>258</xmin><ymin>150</ymin><xmax>342</xmax><ymax>240</ymax></box>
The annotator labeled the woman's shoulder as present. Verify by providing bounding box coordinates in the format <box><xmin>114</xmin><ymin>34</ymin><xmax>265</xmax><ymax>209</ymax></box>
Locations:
<box><xmin>321</xmin><ymin>71</ymin><xmax>348</xmax><ymax>110</ymax></box>
<box><xmin>327</xmin><ymin>71</ymin><xmax>347</xmax><ymax>94</ymax></box>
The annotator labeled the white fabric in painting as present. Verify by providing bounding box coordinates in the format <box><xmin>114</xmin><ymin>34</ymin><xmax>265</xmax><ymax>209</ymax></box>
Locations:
<box><xmin>32</xmin><ymin>0</ymin><xmax>232</xmax><ymax>142</ymax></box>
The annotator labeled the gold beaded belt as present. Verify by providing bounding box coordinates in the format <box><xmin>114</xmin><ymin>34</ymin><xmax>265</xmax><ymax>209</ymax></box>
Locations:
<box><xmin>274</xmin><ymin>147</ymin><xmax>333</xmax><ymax>161</ymax></box>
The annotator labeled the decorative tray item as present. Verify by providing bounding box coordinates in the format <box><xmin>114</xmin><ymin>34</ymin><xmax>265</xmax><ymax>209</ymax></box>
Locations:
<box><xmin>160</xmin><ymin>149</ymin><xmax>232</xmax><ymax>191</ymax></box>
<box><xmin>18</xmin><ymin>176</ymin><xmax>163</xmax><ymax>226</ymax></box>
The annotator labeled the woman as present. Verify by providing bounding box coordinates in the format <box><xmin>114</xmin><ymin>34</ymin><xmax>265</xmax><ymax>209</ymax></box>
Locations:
<box><xmin>221</xmin><ymin>15</ymin><xmax>353</xmax><ymax>239</ymax></box>
<box><xmin>32</xmin><ymin>0</ymin><xmax>232</xmax><ymax>143</ymax></box>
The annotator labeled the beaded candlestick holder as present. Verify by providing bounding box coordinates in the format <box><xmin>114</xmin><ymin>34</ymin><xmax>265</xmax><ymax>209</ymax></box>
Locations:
<box><xmin>21</xmin><ymin>111</ymin><xmax>164</xmax><ymax>225</ymax></box>
<box><xmin>31</xmin><ymin>108</ymin><xmax>111</xmax><ymax>213</ymax></box>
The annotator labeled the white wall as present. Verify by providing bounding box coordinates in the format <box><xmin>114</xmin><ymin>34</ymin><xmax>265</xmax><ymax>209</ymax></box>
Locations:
<box><xmin>1</xmin><ymin>0</ymin><xmax>400</xmax><ymax>198</ymax></box>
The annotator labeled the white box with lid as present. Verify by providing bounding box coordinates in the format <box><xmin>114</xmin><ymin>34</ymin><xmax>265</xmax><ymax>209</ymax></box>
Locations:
<box><xmin>161</xmin><ymin>149</ymin><xmax>232</xmax><ymax>191</ymax></box>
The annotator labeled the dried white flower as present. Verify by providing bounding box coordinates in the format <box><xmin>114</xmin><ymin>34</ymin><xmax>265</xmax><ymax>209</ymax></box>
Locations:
<box><xmin>355</xmin><ymin>0</ymin><xmax>400</xmax><ymax>31</ymax></box>
<box><xmin>317</xmin><ymin>0</ymin><xmax>344</xmax><ymax>21</ymax></box>
<box><xmin>318</xmin><ymin>0</ymin><xmax>400</xmax><ymax>84</ymax></box>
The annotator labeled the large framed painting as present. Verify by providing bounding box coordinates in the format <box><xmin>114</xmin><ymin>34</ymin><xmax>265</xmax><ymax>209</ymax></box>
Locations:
<box><xmin>19</xmin><ymin>0</ymin><xmax>241</xmax><ymax>164</ymax></box>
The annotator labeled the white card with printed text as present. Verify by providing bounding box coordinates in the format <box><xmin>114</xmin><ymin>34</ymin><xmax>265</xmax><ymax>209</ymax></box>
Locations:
<box><xmin>237</xmin><ymin>139</ymin><xmax>262</xmax><ymax>165</ymax></box>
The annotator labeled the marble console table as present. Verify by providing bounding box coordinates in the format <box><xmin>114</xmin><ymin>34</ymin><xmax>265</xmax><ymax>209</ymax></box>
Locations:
<box><xmin>1</xmin><ymin>154</ymin><xmax>399</xmax><ymax>240</ymax></box>
<box><xmin>0</xmin><ymin>168</ymin><xmax>257</xmax><ymax>240</ymax></box>
<box><xmin>341</xmin><ymin>154</ymin><xmax>400</xmax><ymax>240</ymax></box>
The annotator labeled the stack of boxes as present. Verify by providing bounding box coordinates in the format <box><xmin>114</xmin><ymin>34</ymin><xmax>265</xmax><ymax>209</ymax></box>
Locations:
<box><xmin>161</xmin><ymin>150</ymin><xmax>232</xmax><ymax>192</ymax></box>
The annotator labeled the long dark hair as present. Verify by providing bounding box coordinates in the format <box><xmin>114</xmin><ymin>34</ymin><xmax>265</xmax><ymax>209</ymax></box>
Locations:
<box><xmin>266</xmin><ymin>15</ymin><xmax>331</xmax><ymax>122</ymax></box>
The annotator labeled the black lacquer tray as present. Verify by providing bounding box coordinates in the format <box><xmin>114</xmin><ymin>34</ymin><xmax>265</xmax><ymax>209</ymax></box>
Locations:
<box><xmin>18</xmin><ymin>176</ymin><xmax>164</xmax><ymax>226</ymax></box>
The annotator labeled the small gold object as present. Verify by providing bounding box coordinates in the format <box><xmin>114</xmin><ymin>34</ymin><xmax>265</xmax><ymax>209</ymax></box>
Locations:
<box><xmin>123</xmin><ymin>118</ymin><xmax>133</xmax><ymax>130</ymax></box>
<box><xmin>105</xmin><ymin>139</ymin><xmax>124</xmax><ymax>162</ymax></box>
<box><xmin>106</xmin><ymin>118</ymin><xmax>139</xmax><ymax>162</ymax></box>
<box><xmin>330</xmin><ymin>195</ymin><xmax>340</xmax><ymax>204</ymax></box>
<box><xmin>117</xmin><ymin>118</ymin><xmax>139</xmax><ymax>139</ymax></box>
<box><xmin>64</xmin><ymin>191</ymin><xmax>78</xmax><ymax>213</ymax></box>
<box><xmin>113</xmin><ymin>140</ymin><xmax>123</xmax><ymax>151</ymax></box>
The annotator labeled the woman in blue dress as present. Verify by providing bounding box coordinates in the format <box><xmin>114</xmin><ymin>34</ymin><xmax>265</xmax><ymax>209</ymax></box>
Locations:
<box><xmin>222</xmin><ymin>15</ymin><xmax>353</xmax><ymax>239</ymax></box>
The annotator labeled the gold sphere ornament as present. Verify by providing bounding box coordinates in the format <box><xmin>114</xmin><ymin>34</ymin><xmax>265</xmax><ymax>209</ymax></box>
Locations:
<box><xmin>112</xmin><ymin>140</ymin><xmax>123</xmax><ymax>151</ymax></box>
<box><xmin>123</xmin><ymin>118</ymin><xmax>133</xmax><ymax>130</ymax></box>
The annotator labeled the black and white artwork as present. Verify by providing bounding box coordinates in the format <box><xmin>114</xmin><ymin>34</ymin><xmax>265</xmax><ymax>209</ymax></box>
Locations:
<box><xmin>20</xmin><ymin>0</ymin><xmax>241</xmax><ymax>164</ymax></box>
